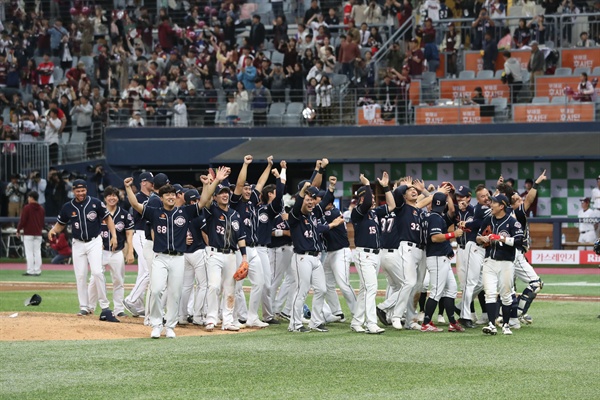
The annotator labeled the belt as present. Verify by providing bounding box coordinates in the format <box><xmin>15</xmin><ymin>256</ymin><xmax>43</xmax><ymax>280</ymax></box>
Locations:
<box><xmin>210</xmin><ymin>247</ymin><xmax>233</xmax><ymax>254</ymax></box>
<box><xmin>580</xmin><ymin>231</ymin><xmax>589</xmax><ymax>234</ymax></box>
<box><xmin>459</xmin><ymin>244</ymin><xmax>466</xmax><ymax>250</ymax></box>
<box><xmin>295</xmin><ymin>250</ymin><xmax>320</xmax><ymax>256</ymax></box>
<box><xmin>75</xmin><ymin>236</ymin><xmax>98</xmax><ymax>243</ymax></box>
<box><xmin>383</xmin><ymin>248</ymin><xmax>397</xmax><ymax>253</ymax></box>
<box><xmin>358</xmin><ymin>247</ymin><xmax>380</xmax><ymax>254</ymax></box>
<box><xmin>161</xmin><ymin>250</ymin><xmax>183</xmax><ymax>256</ymax></box>
<box><xmin>247</xmin><ymin>243</ymin><xmax>256</xmax><ymax>247</ymax></box>
<box><xmin>405</xmin><ymin>242</ymin><xmax>425</xmax><ymax>250</ymax></box>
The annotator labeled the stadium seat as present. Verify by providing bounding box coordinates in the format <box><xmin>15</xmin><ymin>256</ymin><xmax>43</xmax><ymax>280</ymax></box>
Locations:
<box><xmin>532</xmin><ymin>96</ymin><xmax>550</xmax><ymax>104</ymax></box>
<box><xmin>551</xmin><ymin>96</ymin><xmax>569</xmax><ymax>104</ymax></box>
<box><xmin>491</xmin><ymin>97</ymin><xmax>508</xmax><ymax>122</ymax></box>
<box><xmin>592</xmin><ymin>66</ymin><xmax>600</xmax><ymax>76</ymax></box>
<box><xmin>421</xmin><ymin>71</ymin><xmax>438</xmax><ymax>102</ymax></box>
<box><xmin>331</xmin><ymin>74</ymin><xmax>349</xmax><ymax>86</ymax></box>
<box><xmin>267</xmin><ymin>102</ymin><xmax>286</xmax><ymax>125</ymax></box>
<box><xmin>554</xmin><ymin>67</ymin><xmax>572</xmax><ymax>76</ymax></box>
<box><xmin>238</xmin><ymin>110</ymin><xmax>253</xmax><ymax>126</ymax></box>
<box><xmin>52</xmin><ymin>66</ymin><xmax>64</xmax><ymax>82</ymax></box>
<box><xmin>459</xmin><ymin>70</ymin><xmax>475</xmax><ymax>79</ymax></box>
<box><xmin>573</xmin><ymin>67</ymin><xmax>591</xmax><ymax>76</ymax></box>
<box><xmin>476</xmin><ymin>70</ymin><xmax>494</xmax><ymax>79</ymax></box>
<box><xmin>271</xmin><ymin>50</ymin><xmax>285</xmax><ymax>65</ymax></box>
<box><xmin>521</xmin><ymin>70</ymin><xmax>530</xmax><ymax>83</ymax></box>
<box><xmin>494</xmin><ymin>70</ymin><xmax>504</xmax><ymax>79</ymax></box>
<box><xmin>215</xmin><ymin>110</ymin><xmax>227</xmax><ymax>126</ymax></box>
<box><xmin>79</xmin><ymin>56</ymin><xmax>95</xmax><ymax>76</ymax></box>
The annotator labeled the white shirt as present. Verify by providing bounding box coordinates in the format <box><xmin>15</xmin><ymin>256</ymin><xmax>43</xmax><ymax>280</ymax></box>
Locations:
<box><xmin>591</xmin><ymin>187</ymin><xmax>600</xmax><ymax>210</ymax></box>
<box><xmin>27</xmin><ymin>178</ymin><xmax>47</xmax><ymax>205</ymax></box>
<box><xmin>173</xmin><ymin>103</ymin><xmax>188</xmax><ymax>127</ymax></box>
<box><xmin>577</xmin><ymin>208</ymin><xmax>599</xmax><ymax>233</ymax></box>
<box><xmin>44</xmin><ymin>117</ymin><xmax>62</xmax><ymax>145</ymax></box>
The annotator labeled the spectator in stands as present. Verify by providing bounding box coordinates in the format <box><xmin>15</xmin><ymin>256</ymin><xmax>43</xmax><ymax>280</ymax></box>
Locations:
<box><xmin>281</xmin><ymin>38</ymin><xmax>299</xmax><ymax>70</ymax></box>
<box><xmin>70</xmin><ymin>96</ymin><xmax>94</xmax><ymax>155</ymax></box>
<box><xmin>514</xmin><ymin>19</ymin><xmax>531</xmax><ymax>49</ymax></box>
<box><xmin>250</xmin><ymin>15</ymin><xmax>266</xmax><ymax>51</ymax></box>
<box><xmin>305</xmin><ymin>0</ymin><xmax>322</xmax><ymax>25</ymax></box>
<box><xmin>364</xmin><ymin>0</ymin><xmax>382</xmax><ymax>24</ymax></box>
<box><xmin>238</xmin><ymin>56</ymin><xmax>257</xmax><ymax>91</ymax></box>
<box><xmin>251</xmin><ymin>77</ymin><xmax>272</xmax><ymax>127</ymax></box>
<box><xmin>565</xmin><ymin>72</ymin><xmax>598</xmax><ymax>102</ymax></box>
<box><xmin>286</xmin><ymin>63</ymin><xmax>305</xmax><ymax>102</ymax></box>
<box><xmin>302</xmin><ymin>48</ymin><xmax>317</xmax><ymax>76</ymax></box>
<box><xmin>339</xmin><ymin>35</ymin><xmax>361</xmax><ymax>81</ymax></box>
<box><xmin>441</xmin><ymin>22</ymin><xmax>460</xmax><ymax>78</ymax></box>
<box><xmin>173</xmin><ymin>97</ymin><xmax>188</xmax><ymax>127</ymax></box>
<box><xmin>502</xmin><ymin>51</ymin><xmax>523</xmax><ymax>105</ymax></box>
<box><xmin>482</xmin><ymin>30</ymin><xmax>498</xmax><ymax>71</ymax></box>
<box><xmin>226</xmin><ymin>93</ymin><xmax>239</xmax><ymax>126</ymax></box>
<box><xmin>576</xmin><ymin>32</ymin><xmax>597</xmax><ymax>47</ymax></box>
<box><xmin>48</xmin><ymin>18</ymin><xmax>69</xmax><ymax>58</ymax></box>
<box><xmin>202</xmin><ymin>80</ymin><xmax>219</xmax><ymax>127</ymax></box>
<box><xmin>387</xmin><ymin>42</ymin><xmax>405</xmax><ymax>73</ymax></box>
<box><xmin>351</xmin><ymin>0</ymin><xmax>368</xmax><ymax>26</ymax></box>
<box><xmin>561</xmin><ymin>0</ymin><xmax>580</xmax><ymax>47</ymax></box>
<box><xmin>158</xmin><ymin>16</ymin><xmax>177</xmax><ymax>53</ymax></box>
<box><xmin>391</xmin><ymin>65</ymin><xmax>411</xmax><ymax>124</ymax></box>
<box><xmin>128</xmin><ymin>110</ymin><xmax>145</xmax><ymax>127</ymax></box>
<box><xmin>497</xmin><ymin>27</ymin><xmax>513</xmax><ymax>51</ymax></box>
<box><xmin>37</xmin><ymin>53</ymin><xmax>55</xmax><ymax>88</ymax></box>
<box><xmin>358</xmin><ymin>22</ymin><xmax>371</xmax><ymax>47</ymax></box>
<box><xmin>325</xmin><ymin>8</ymin><xmax>341</xmax><ymax>33</ymax></box>
<box><xmin>377</xmin><ymin>73</ymin><xmax>398</xmax><ymax>121</ymax></box>
<box><xmin>344</xmin><ymin>0</ymin><xmax>356</xmax><ymax>25</ymax></box>
<box><xmin>407</xmin><ymin>38</ymin><xmax>424</xmax><ymax>77</ymax></box>
<box><xmin>272</xmin><ymin>0</ymin><xmax>285</xmax><ymax>19</ymax></box>
<box><xmin>66</xmin><ymin>62</ymin><xmax>86</xmax><ymax>90</ymax></box>
<box><xmin>235</xmin><ymin>81</ymin><xmax>250</xmax><ymax>112</ymax></box>
<box><xmin>471</xmin><ymin>8</ymin><xmax>495</xmax><ymax>50</ymax></box>
<box><xmin>273</xmin><ymin>15</ymin><xmax>289</xmax><ymax>48</ymax></box>
<box><xmin>527</xmin><ymin>15</ymin><xmax>546</xmax><ymax>45</ymax></box>
<box><xmin>270</xmin><ymin>63</ymin><xmax>287</xmax><ymax>103</ymax></box>
<box><xmin>306</xmin><ymin>59</ymin><xmax>325</xmax><ymax>83</ymax></box>
<box><xmin>527</xmin><ymin>41</ymin><xmax>545</xmax><ymax>91</ymax></box>
<box><xmin>356</xmin><ymin>51</ymin><xmax>376</xmax><ymax>89</ymax></box>
<box><xmin>520</xmin><ymin>179</ymin><xmax>538</xmax><ymax>216</ymax></box>
<box><xmin>316</xmin><ymin>75</ymin><xmax>333</xmax><ymax>125</ymax></box>
<box><xmin>463</xmin><ymin>86</ymin><xmax>486</xmax><ymax>105</ymax></box>
<box><xmin>424</xmin><ymin>35</ymin><xmax>440</xmax><ymax>74</ymax></box>
<box><xmin>20</xmin><ymin>59</ymin><xmax>38</xmax><ymax>92</ymax></box>
<box><xmin>26</xmin><ymin>171</ymin><xmax>46</xmax><ymax>209</ymax></box>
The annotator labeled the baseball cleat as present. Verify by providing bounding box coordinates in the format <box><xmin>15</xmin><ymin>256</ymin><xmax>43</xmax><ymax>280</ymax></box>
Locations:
<box><xmin>417</xmin><ymin>312</ymin><xmax>425</xmax><ymax>323</ymax></box>
<box><xmin>437</xmin><ymin>315</ymin><xmax>446</xmax><ymax>324</ymax></box>
<box><xmin>165</xmin><ymin>328</ymin><xmax>176</xmax><ymax>338</ymax></box>
<box><xmin>246</xmin><ymin>320</ymin><xmax>269</xmax><ymax>328</ymax></box>
<box><xmin>377</xmin><ymin>307</ymin><xmax>390</xmax><ymax>326</ymax></box>
<box><xmin>178</xmin><ymin>317</ymin><xmax>189</xmax><ymax>325</ymax></box>
<box><xmin>482</xmin><ymin>323</ymin><xmax>497</xmax><ymax>335</ymax></box>
<box><xmin>366</xmin><ymin>325</ymin><xmax>385</xmax><ymax>334</ymax></box>
<box><xmin>406</xmin><ymin>321</ymin><xmax>421</xmax><ymax>330</ymax></box>
<box><xmin>421</xmin><ymin>322</ymin><xmax>443</xmax><ymax>332</ymax></box>
<box><xmin>151</xmin><ymin>326</ymin><xmax>162</xmax><ymax>339</ymax></box>
<box><xmin>277</xmin><ymin>312</ymin><xmax>290</xmax><ymax>321</ymax></box>
<box><xmin>476</xmin><ymin>313</ymin><xmax>489</xmax><ymax>325</ymax></box>
<box><xmin>448</xmin><ymin>322</ymin><xmax>465</xmax><ymax>332</ymax></box>
<box><xmin>123</xmin><ymin>300</ymin><xmax>140</xmax><ymax>317</ymax></box>
<box><xmin>334</xmin><ymin>313</ymin><xmax>346</xmax><ymax>323</ymax></box>
<box><xmin>519</xmin><ymin>314</ymin><xmax>533</xmax><ymax>325</ymax></box>
<box><xmin>391</xmin><ymin>317</ymin><xmax>403</xmax><ymax>330</ymax></box>
<box><xmin>509</xmin><ymin>318</ymin><xmax>521</xmax><ymax>330</ymax></box>
<box><xmin>77</xmin><ymin>309</ymin><xmax>91</xmax><ymax>316</ymax></box>
<box><xmin>266</xmin><ymin>318</ymin><xmax>281</xmax><ymax>325</ymax></box>
<box><xmin>458</xmin><ymin>318</ymin><xmax>475</xmax><ymax>329</ymax></box>
<box><xmin>116</xmin><ymin>312</ymin><xmax>127</xmax><ymax>317</ymax></box>
<box><xmin>350</xmin><ymin>325</ymin><xmax>366</xmax><ymax>333</ymax></box>
<box><xmin>288</xmin><ymin>326</ymin><xmax>310</xmax><ymax>333</ymax></box>
<box><xmin>222</xmin><ymin>324</ymin><xmax>240</xmax><ymax>331</ymax></box>
<box><xmin>205</xmin><ymin>323</ymin><xmax>215</xmax><ymax>332</ymax></box>
<box><xmin>502</xmin><ymin>323</ymin><xmax>513</xmax><ymax>335</ymax></box>
<box><xmin>311</xmin><ymin>324</ymin><xmax>329</xmax><ymax>332</ymax></box>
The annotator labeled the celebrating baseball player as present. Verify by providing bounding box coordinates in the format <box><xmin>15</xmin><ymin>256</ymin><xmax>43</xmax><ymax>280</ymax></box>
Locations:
<box><xmin>477</xmin><ymin>194</ymin><xmax>524</xmax><ymax>336</ymax></box>
<box><xmin>350</xmin><ymin>172</ymin><xmax>395</xmax><ymax>334</ymax></box>
<box><xmin>270</xmin><ymin>210</ymin><xmax>294</xmax><ymax>319</ymax></box>
<box><xmin>48</xmin><ymin>179</ymin><xmax>119</xmax><ymax>322</ymax></box>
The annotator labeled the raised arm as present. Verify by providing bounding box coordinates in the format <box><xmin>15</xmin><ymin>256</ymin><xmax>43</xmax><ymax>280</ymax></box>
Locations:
<box><xmin>234</xmin><ymin>155</ymin><xmax>252</xmax><ymax>195</ymax></box>
<box><xmin>199</xmin><ymin>166</ymin><xmax>230</xmax><ymax>208</ymax></box>
<box><xmin>311</xmin><ymin>158</ymin><xmax>324</xmax><ymax>188</ymax></box>
<box><xmin>124</xmin><ymin>177</ymin><xmax>144</xmax><ymax>214</ymax></box>
<box><xmin>255</xmin><ymin>155</ymin><xmax>274</xmax><ymax>192</ymax></box>
<box><xmin>377</xmin><ymin>171</ymin><xmax>395</xmax><ymax>210</ymax></box>
<box><xmin>524</xmin><ymin>169</ymin><xmax>546</xmax><ymax>212</ymax></box>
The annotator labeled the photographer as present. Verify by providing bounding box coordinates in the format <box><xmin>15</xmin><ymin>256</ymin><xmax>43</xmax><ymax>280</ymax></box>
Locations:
<box><xmin>27</xmin><ymin>171</ymin><xmax>47</xmax><ymax>208</ymax></box>
<box><xmin>89</xmin><ymin>164</ymin><xmax>110</xmax><ymax>199</ymax></box>
<box><xmin>44</xmin><ymin>168</ymin><xmax>69</xmax><ymax>217</ymax></box>
<box><xmin>471</xmin><ymin>8</ymin><xmax>495</xmax><ymax>50</ymax></box>
<box><xmin>5</xmin><ymin>174</ymin><xmax>27</xmax><ymax>218</ymax></box>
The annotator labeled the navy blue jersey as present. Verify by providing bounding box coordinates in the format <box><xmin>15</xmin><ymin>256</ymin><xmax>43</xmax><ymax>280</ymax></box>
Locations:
<box><xmin>269</xmin><ymin>214</ymin><xmax>292</xmax><ymax>248</ymax></box>
<box><xmin>465</xmin><ymin>203</ymin><xmax>491</xmax><ymax>237</ymax></box>
<box><xmin>454</xmin><ymin>204</ymin><xmax>476</xmax><ymax>246</ymax></box>
<box><xmin>231</xmin><ymin>189</ymin><xmax>260</xmax><ymax>246</ymax></box>
<box><xmin>323</xmin><ymin>207</ymin><xmax>350</xmax><ymax>251</ymax></box>
<box><xmin>511</xmin><ymin>203</ymin><xmax>529</xmax><ymax>251</ymax></box>
<box><xmin>351</xmin><ymin>186</ymin><xmax>389</xmax><ymax>249</ymax></box>
<box><xmin>185</xmin><ymin>212</ymin><xmax>207</xmax><ymax>253</ymax></box>
<box><xmin>57</xmin><ymin>196</ymin><xmax>110</xmax><ymax>241</ymax></box>
<box><xmin>132</xmin><ymin>191</ymin><xmax>149</xmax><ymax>230</ymax></box>
<box><xmin>478</xmin><ymin>213</ymin><xmax>524</xmax><ymax>262</ymax></box>
<box><xmin>142</xmin><ymin>204</ymin><xmax>202</xmax><ymax>253</ymax></box>
<box><xmin>289</xmin><ymin>193</ymin><xmax>328</xmax><ymax>252</ymax></box>
<box><xmin>424</xmin><ymin>211</ymin><xmax>454</xmax><ymax>257</ymax></box>
<box><xmin>380</xmin><ymin>209</ymin><xmax>402</xmax><ymax>249</ymax></box>
<box><xmin>144</xmin><ymin>193</ymin><xmax>162</xmax><ymax>240</ymax></box>
<box><xmin>256</xmin><ymin>179</ymin><xmax>284</xmax><ymax>246</ymax></box>
<box><xmin>203</xmin><ymin>202</ymin><xmax>246</xmax><ymax>249</ymax></box>
<box><xmin>392</xmin><ymin>186</ymin><xmax>423</xmax><ymax>245</ymax></box>
<box><xmin>101</xmin><ymin>207</ymin><xmax>134</xmax><ymax>251</ymax></box>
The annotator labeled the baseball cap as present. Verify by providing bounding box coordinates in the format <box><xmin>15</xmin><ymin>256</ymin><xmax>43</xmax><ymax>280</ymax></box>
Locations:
<box><xmin>491</xmin><ymin>194</ymin><xmax>510</xmax><ymax>208</ymax></box>
<box><xmin>297</xmin><ymin>179</ymin><xmax>311</xmax><ymax>190</ymax></box>
<box><xmin>455</xmin><ymin>185</ymin><xmax>472</xmax><ymax>197</ymax></box>
<box><xmin>306</xmin><ymin>186</ymin><xmax>319</xmax><ymax>199</ymax></box>
<box><xmin>184</xmin><ymin>189</ymin><xmax>200</xmax><ymax>203</ymax></box>
<box><xmin>580</xmin><ymin>197</ymin><xmax>591</xmax><ymax>203</ymax></box>
<box><xmin>140</xmin><ymin>171</ymin><xmax>154</xmax><ymax>183</ymax></box>
<box><xmin>24</xmin><ymin>294</ymin><xmax>42</xmax><ymax>306</ymax></box>
<box><xmin>431</xmin><ymin>192</ymin><xmax>447</xmax><ymax>213</ymax></box>
<box><xmin>215</xmin><ymin>184</ymin><xmax>231</xmax><ymax>194</ymax></box>
<box><xmin>356</xmin><ymin>185</ymin><xmax>370</xmax><ymax>198</ymax></box>
<box><xmin>72</xmin><ymin>179</ymin><xmax>87</xmax><ymax>189</ymax></box>
<box><xmin>153</xmin><ymin>173</ymin><xmax>170</xmax><ymax>188</ymax></box>
<box><xmin>172</xmin><ymin>184</ymin><xmax>185</xmax><ymax>194</ymax></box>
<box><xmin>317</xmin><ymin>190</ymin><xmax>326</xmax><ymax>199</ymax></box>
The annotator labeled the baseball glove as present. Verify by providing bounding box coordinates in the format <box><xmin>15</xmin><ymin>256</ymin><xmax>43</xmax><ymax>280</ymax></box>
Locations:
<box><xmin>234</xmin><ymin>261</ymin><xmax>249</xmax><ymax>281</ymax></box>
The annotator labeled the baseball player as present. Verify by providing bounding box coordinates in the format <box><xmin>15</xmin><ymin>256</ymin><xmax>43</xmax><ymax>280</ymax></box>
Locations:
<box><xmin>48</xmin><ymin>179</ymin><xmax>119</xmax><ymax>322</ymax></box>
<box><xmin>350</xmin><ymin>172</ymin><xmax>395</xmax><ymax>334</ymax></box>
<box><xmin>421</xmin><ymin>191</ymin><xmax>464</xmax><ymax>333</ymax></box>
<box><xmin>577</xmin><ymin>197</ymin><xmax>599</xmax><ymax>250</ymax></box>
<box><xmin>269</xmin><ymin>210</ymin><xmax>294</xmax><ymax>319</ymax></box>
<box><xmin>203</xmin><ymin>172</ymin><xmax>248</xmax><ymax>332</ymax></box>
<box><xmin>124</xmin><ymin>170</ymin><xmax>217</xmax><ymax>339</ymax></box>
<box><xmin>178</xmin><ymin>189</ymin><xmax>208</xmax><ymax>326</ymax></box>
<box><xmin>288</xmin><ymin>182</ymin><xmax>344</xmax><ymax>332</ymax></box>
<box><xmin>255</xmin><ymin>162</ymin><xmax>286</xmax><ymax>324</ymax></box>
<box><xmin>231</xmin><ymin>155</ymin><xmax>274</xmax><ymax>328</ymax></box>
<box><xmin>477</xmin><ymin>194</ymin><xmax>524</xmax><ymax>336</ymax></box>
<box><xmin>88</xmin><ymin>186</ymin><xmax>135</xmax><ymax>317</ymax></box>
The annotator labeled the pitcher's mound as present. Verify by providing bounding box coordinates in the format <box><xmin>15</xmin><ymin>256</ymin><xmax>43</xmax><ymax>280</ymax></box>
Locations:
<box><xmin>0</xmin><ymin>312</ymin><xmax>253</xmax><ymax>341</ymax></box>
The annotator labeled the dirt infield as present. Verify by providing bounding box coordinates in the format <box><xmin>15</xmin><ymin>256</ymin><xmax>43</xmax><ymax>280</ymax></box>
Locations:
<box><xmin>0</xmin><ymin>312</ymin><xmax>256</xmax><ymax>341</ymax></box>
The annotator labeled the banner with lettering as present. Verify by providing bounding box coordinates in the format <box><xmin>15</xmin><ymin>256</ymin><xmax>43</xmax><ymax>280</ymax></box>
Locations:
<box><xmin>357</xmin><ymin>105</ymin><xmax>397</xmax><ymax>126</ymax></box>
<box><xmin>415</xmin><ymin>106</ymin><xmax>492</xmax><ymax>125</ymax></box>
<box><xmin>535</xmin><ymin>75</ymin><xmax>600</xmax><ymax>99</ymax></box>
<box><xmin>440</xmin><ymin>79</ymin><xmax>510</xmax><ymax>100</ymax></box>
<box><xmin>525</xmin><ymin>250</ymin><xmax>600</xmax><ymax>265</ymax></box>
<box><xmin>560</xmin><ymin>48</ymin><xmax>600</xmax><ymax>70</ymax></box>
<box><xmin>512</xmin><ymin>103</ymin><xmax>595</xmax><ymax>123</ymax></box>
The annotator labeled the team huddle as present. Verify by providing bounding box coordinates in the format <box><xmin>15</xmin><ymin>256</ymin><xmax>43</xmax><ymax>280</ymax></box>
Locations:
<box><xmin>48</xmin><ymin>156</ymin><xmax>547</xmax><ymax>338</ymax></box>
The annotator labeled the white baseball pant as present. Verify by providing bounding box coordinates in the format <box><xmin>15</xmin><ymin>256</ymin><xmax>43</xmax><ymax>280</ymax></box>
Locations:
<box><xmin>206</xmin><ymin>249</ymin><xmax>237</xmax><ymax>326</ymax></box>
<box><xmin>323</xmin><ymin>247</ymin><xmax>357</xmax><ymax>316</ymax></box>
<box><xmin>256</xmin><ymin>246</ymin><xmax>274</xmax><ymax>321</ymax></box>
<box><xmin>72</xmin><ymin>236</ymin><xmax>110</xmax><ymax>310</ymax></box>
<box><xmin>234</xmin><ymin>247</ymin><xmax>264</xmax><ymax>323</ymax></box>
<box><xmin>180</xmin><ymin>248</ymin><xmax>207</xmax><ymax>321</ymax></box>
<box><xmin>456</xmin><ymin>241</ymin><xmax>485</xmax><ymax>319</ymax></box>
<box><xmin>578</xmin><ymin>230</ymin><xmax>596</xmax><ymax>250</ymax></box>
<box><xmin>269</xmin><ymin>245</ymin><xmax>293</xmax><ymax>314</ymax></box>
<box><xmin>482</xmin><ymin>258</ymin><xmax>514</xmax><ymax>306</ymax></box>
<box><xmin>513</xmin><ymin>251</ymin><xmax>540</xmax><ymax>284</ymax></box>
<box><xmin>425</xmin><ymin>256</ymin><xmax>458</xmax><ymax>301</ymax></box>
<box><xmin>405</xmin><ymin>245</ymin><xmax>426</xmax><ymax>323</ymax></box>
<box><xmin>23</xmin><ymin>235</ymin><xmax>43</xmax><ymax>275</ymax></box>
<box><xmin>288</xmin><ymin>253</ymin><xmax>326</xmax><ymax>330</ymax></box>
<box><xmin>148</xmin><ymin>253</ymin><xmax>184</xmax><ymax>329</ymax></box>
<box><xmin>351</xmin><ymin>249</ymin><xmax>381</xmax><ymax>330</ymax></box>
<box><xmin>89</xmin><ymin>250</ymin><xmax>126</xmax><ymax>314</ymax></box>
<box><xmin>377</xmin><ymin>248</ymin><xmax>402</xmax><ymax>315</ymax></box>
<box><xmin>125</xmin><ymin>230</ymin><xmax>149</xmax><ymax>309</ymax></box>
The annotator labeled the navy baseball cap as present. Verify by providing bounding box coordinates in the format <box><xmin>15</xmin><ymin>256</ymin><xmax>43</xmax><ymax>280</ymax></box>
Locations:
<box><xmin>317</xmin><ymin>190</ymin><xmax>326</xmax><ymax>199</ymax></box>
<box><xmin>491</xmin><ymin>194</ymin><xmax>510</xmax><ymax>208</ymax></box>
<box><xmin>140</xmin><ymin>171</ymin><xmax>154</xmax><ymax>183</ymax></box>
<box><xmin>306</xmin><ymin>187</ymin><xmax>319</xmax><ymax>198</ymax></box>
<box><xmin>356</xmin><ymin>185</ymin><xmax>370</xmax><ymax>198</ymax></box>
<box><xmin>172</xmin><ymin>184</ymin><xmax>185</xmax><ymax>194</ymax></box>
<box><xmin>184</xmin><ymin>189</ymin><xmax>200</xmax><ymax>203</ymax></box>
<box><xmin>297</xmin><ymin>180</ymin><xmax>310</xmax><ymax>190</ymax></box>
<box><xmin>431</xmin><ymin>192</ymin><xmax>447</xmax><ymax>213</ymax></box>
<box><xmin>215</xmin><ymin>179</ymin><xmax>231</xmax><ymax>195</ymax></box>
<box><xmin>455</xmin><ymin>185</ymin><xmax>472</xmax><ymax>197</ymax></box>
<box><xmin>153</xmin><ymin>173</ymin><xmax>170</xmax><ymax>188</ymax></box>
<box><xmin>72</xmin><ymin>179</ymin><xmax>87</xmax><ymax>189</ymax></box>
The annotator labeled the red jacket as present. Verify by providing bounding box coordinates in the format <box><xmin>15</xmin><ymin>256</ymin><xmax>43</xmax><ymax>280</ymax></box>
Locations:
<box><xmin>50</xmin><ymin>233</ymin><xmax>72</xmax><ymax>256</ymax></box>
<box><xmin>17</xmin><ymin>202</ymin><xmax>45</xmax><ymax>236</ymax></box>
<box><xmin>158</xmin><ymin>23</ymin><xmax>176</xmax><ymax>50</ymax></box>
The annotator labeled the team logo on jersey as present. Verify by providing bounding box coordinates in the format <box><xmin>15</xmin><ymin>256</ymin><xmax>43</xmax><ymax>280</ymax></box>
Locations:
<box><xmin>259</xmin><ymin>213</ymin><xmax>269</xmax><ymax>223</ymax></box>
<box><xmin>219</xmin><ymin>215</ymin><xmax>225</xmax><ymax>221</ymax></box>
<box><xmin>325</xmin><ymin>211</ymin><xmax>331</xmax><ymax>216</ymax></box>
<box><xmin>232</xmin><ymin>220</ymin><xmax>240</xmax><ymax>231</ymax></box>
<box><xmin>87</xmin><ymin>211</ymin><xmax>97</xmax><ymax>221</ymax></box>
<box><xmin>160</xmin><ymin>214</ymin><xmax>166</xmax><ymax>219</ymax></box>
<box><xmin>174</xmin><ymin>216</ymin><xmax>186</xmax><ymax>227</ymax></box>
<box><xmin>115</xmin><ymin>221</ymin><xmax>125</xmax><ymax>231</ymax></box>
<box><xmin>499</xmin><ymin>230</ymin><xmax>511</xmax><ymax>238</ymax></box>
<box><xmin>413</xmin><ymin>210</ymin><xmax>418</xmax><ymax>216</ymax></box>
<box><xmin>465</xmin><ymin>216</ymin><xmax>474</xmax><ymax>223</ymax></box>
<box><xmin>72</xmin><ymin>212</ymin><xmax>77</xmax><ymax>216</ymax></box>
<box><xmin>120</xmin><ymin>215</ymin><xmax>124</xmax><ymax>219</ymax></box>
<box><xmin>514</xmin><ymin>221</ymin><xmax>522</xmax><ymax>229</ymax></box>
<box><xmin>94</xmin><ymin>204</ymin><xmax>98</xmax><ymax>208</ymax></box>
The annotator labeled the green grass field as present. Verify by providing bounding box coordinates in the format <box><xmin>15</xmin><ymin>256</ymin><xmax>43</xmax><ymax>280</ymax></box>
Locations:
<box><xmin>1</xmin><ymin>266</ymin><xmax>599</xmax><ymax>399</ymax></box>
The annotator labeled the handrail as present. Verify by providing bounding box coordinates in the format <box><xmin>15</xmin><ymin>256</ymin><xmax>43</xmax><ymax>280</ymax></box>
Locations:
<box><xmin>372</xmin><ymin>16</ymin><xmax>416</xmax><ymax>65</ymax></box>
